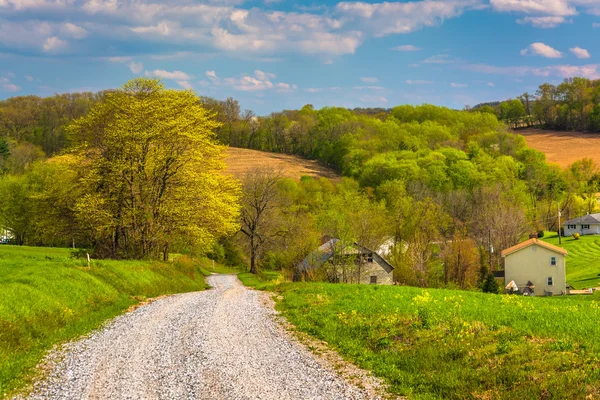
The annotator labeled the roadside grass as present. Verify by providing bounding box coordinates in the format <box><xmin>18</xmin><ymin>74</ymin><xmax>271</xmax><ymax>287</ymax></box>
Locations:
<box><xmin>238</xmin><ymin>270</ymin><xmax>282</xmax><ymax>290</ymax></box>
<box><xmin>541</xmin><ymin>232</ymin><xmax>600</xmax><ymax>289</ymax></box>
<box><xmin>0</xmin><ymin>245</ymin><xmax>209</xmax><ymax>398</ymax></box>
<box><xmin>241</xmin><ymin>272</ymin><xmax>600</xmax><ymax>399</ymax></box>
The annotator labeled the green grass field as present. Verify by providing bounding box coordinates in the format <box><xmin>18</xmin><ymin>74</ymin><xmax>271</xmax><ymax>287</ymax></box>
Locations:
<box><xmin>0</xmin><ymin>245</ymin><xmax>210</xmax><ymax>398</ymax></box>
<box><xmin>265</xmin><ymin>282</ymin><xmax>600</xmax><ymax>399</ymax></box>
<box><xmin>541</xmin><ymin>232</ymin><xmax>600</xmax><ymax>289</ymax></box>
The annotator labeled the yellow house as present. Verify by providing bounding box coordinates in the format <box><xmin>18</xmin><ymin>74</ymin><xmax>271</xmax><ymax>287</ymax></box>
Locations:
<box><xmin>501</xmin><ymin>238</ymin><xmax>568</xmax><ymax>296</ymax></box>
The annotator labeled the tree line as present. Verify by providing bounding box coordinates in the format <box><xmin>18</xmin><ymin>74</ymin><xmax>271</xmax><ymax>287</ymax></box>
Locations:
<box><xmin>473</xmin><ymin>77</ymin><xmax>600</xmax><ymax>131</ymax></box>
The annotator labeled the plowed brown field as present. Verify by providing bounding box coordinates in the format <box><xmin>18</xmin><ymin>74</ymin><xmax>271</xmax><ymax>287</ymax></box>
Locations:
<box><xmin>518</xmin><ymin>128</ymin><xmax>600</xmax><ymax>168</ymax></box>
<box><xmin>223</xmin><ymin>147</ymin><xmax>340</xmax><ymax>180</ymax></box>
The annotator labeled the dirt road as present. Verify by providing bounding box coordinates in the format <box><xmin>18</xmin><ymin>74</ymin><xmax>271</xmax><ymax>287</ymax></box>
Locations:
<box><xmin>26</xmin><ymin>275</ymin><xmax>371</xmax><ymax>400</ymax></box>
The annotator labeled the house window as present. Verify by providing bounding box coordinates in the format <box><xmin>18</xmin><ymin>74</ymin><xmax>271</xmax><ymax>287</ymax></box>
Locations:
<box><xmin>582</xmin><ymin>224</ymin><xmax>590</xmax><ymax>230</ymax></box>
<box><xmin>547</xmin><ymin>277</ymin><xmax>554</xmax><ymax>286</ymax></box>
<box><xmin>568</xmin><ymin>224</ymin><xmax>576</xmax><ymax>230</ymax></box>
<box><xmin>550</xmin><ymin>256</ymin><xmax>557</xmax><ymax>266</ymax></box>
<box><xmin>370</xmin><ymin>276</ymin><xmax>377</xmax><ymax>284</ymax></box>
<box><xmin>367</xmin><ymin>253</ymin><xmax>374</xmax><ymax>263</ymax></box>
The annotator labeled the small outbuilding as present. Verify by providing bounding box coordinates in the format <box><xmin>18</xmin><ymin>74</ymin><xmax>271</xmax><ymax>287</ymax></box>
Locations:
<box><xmin>501</xmin><ymin>238</ymin><xmax>567</xmax><ymax>296</ymax></box>
<box><xmin>294</xmin><ymin>238</ymin><xmax>394</xmax><ymax>285</ymax></box>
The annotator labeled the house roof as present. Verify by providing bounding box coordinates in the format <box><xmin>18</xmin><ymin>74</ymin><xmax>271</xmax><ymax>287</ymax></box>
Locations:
<box><xmin>563</xmin><ymin>213</ymin><xmax>600</xmax><ymax>225</ymax></box>
<box><xmin>296</xmin><ymin>238</ymin><xmax>394</xmax><ymax>274</ymax></box>
<box><xmin>500</xmin><ymin>238</ymin><xmax>568</xmax><ymax>257</ymax></box>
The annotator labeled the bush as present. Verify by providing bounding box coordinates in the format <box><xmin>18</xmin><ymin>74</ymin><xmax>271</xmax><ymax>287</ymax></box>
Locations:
<box><xmin>537</xmin><ymin>231</ymin><xmax>545</xmax><ymax>238</ymax></box>
<box><xmin>573</xmin><ymin>233</ymin><xmax>581</xmax><ymax>240</ymax></box>
<box><xmin>482</xmin><ymin>273</ymin><xmax>500</xmax><ymax>293</ymax></box>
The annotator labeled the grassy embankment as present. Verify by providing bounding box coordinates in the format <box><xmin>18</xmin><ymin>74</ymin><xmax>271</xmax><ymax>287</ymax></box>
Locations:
<box><xmin>0</xmin><ymin>245</ymin><xmax>229</xmax><ymax>398</ymax></box>
<box><xmin>242</xmin><ymin>272</ymin><xmax>600</xmax><ymax>399</ymax></box>
<box><xmin>541</xmin><ymin>232</ymin><xmax>600</xmax><ymax>289</ymax></box>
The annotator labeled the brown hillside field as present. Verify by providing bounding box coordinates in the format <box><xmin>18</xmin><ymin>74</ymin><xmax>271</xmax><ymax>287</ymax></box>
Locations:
<box><xmin>223</xmin><ymin>147</ymin><xmax>340</xmax><ymax>180</ymax></box>
<box><xmin>518</xmin><ymin>128</ymin><xmax>600</xmax><ymax>168</ymax></box>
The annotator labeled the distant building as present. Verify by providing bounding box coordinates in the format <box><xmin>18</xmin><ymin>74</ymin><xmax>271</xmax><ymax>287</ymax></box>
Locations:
<box><xmin>563</xmin><ymin>213</ymin><xmax>600</xmax><ymax>236</ymax></box>
<box><xmin>294</xmin><ymin>238</ymin><xmax>394</xmax><ymax>285</ymax></box>
<box><xmin>501</xmin><ymin>238</ymin><xmax>567</xmax><ymax>296</ymax></box>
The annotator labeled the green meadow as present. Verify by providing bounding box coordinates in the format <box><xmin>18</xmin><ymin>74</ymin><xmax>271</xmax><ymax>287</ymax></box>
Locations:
<box><xmin>542</xmin><ymin>232</ymin><xmax>600</xmax><ymax>289</ymax></box>
<box><xmin>0</xmin><ymin>245</ymin><xmax>210</xmax><ymax>397</ymax></box>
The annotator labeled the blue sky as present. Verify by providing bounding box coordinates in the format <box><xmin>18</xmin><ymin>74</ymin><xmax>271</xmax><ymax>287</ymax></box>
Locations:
<box><xmin>0</xmin><ymin>0</ymin><xmax>599</xmax><ymax>114</ymax></box>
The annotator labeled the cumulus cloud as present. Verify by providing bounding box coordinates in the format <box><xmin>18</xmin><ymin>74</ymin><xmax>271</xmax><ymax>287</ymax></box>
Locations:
<box><xmin>61</xmin><ymin>23</ymin><xmax>87</xmax><ymax>39</ymax></box>
<box><xmin>42</xmin><ymin>36</ymin><xmax>68</xmax><ymax>53</ymax></box>
<box><xmin>393</xmin><ymin>44</ymin><xmax>421</xmax><ymax>51</ymax></box>
<box><xmin>203</xmin><ymin>69</ymin><xmax>296</xmax><ymax>92</ymax></box>
<box><xmin>177</xmin><ymin>80</ymin><xmax>193</xmax><ymax>89</ymax></box>
<box><xmin>336</xmin><ymin>1</ymin><xmax>482</xmax><ymax>37</ymax></box>
<box><xmin>520</xmin><ymin>42</ymin><xmax>562</xmax><ymax>58</ymax></box>
<box><xmin>145</xmin><ymin>69</ymin><xmax>191</xmax><ymax>80</ymax></box>
<box><xmin>570</xmin><ymin>46</ymin><xmax>591</xmax><ymax>59</ymax></box>
<box><xmin>490</xmin><ymin>0</ymin><xmax>577</xmax><ymax>17</ymax></box>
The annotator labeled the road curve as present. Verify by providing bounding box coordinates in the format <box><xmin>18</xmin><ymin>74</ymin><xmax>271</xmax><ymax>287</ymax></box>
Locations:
<box><xmin>26</xmin><ymin>275</ymin><xmax>371</xmax><ymax>400</ymax></box>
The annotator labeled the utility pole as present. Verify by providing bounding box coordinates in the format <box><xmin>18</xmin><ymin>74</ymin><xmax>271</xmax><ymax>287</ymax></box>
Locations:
<box><xmin>488</xmin><ymin>229</ymin><xmax>493</xmax><ymax>271</ymax></box>
<box><xmin>558</xmin><ymin>204</ymin><xmax>562</xmax><ymax>245</ymax></box>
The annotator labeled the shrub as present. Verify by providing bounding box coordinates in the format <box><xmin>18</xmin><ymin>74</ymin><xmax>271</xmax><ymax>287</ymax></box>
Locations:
<box><xmin>537</xmin><ymin>230</ymin><xmax>545</xmax><ymax>238</ymax></box>
<box><xmin>573</xmin><ymin>233</ymin><xmax>581</xmax><ymax>240</ymax></box>
<box><xmin>482</xmin><ymin>273</ymin><xmax>500</xmax><ymax>293</ymax></box>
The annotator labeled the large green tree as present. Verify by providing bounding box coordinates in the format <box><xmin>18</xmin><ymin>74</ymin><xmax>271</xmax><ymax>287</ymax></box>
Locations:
<box><xmin>68</xmin><ymin>78</ymin><xmax>241</xmax><ymax>259</ymax></box>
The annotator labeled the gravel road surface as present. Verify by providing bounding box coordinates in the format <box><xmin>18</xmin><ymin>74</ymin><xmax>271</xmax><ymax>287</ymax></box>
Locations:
<box><xmin>26</xmin><ymin>275</ymin><xmax>372</xmax><ymax>400</ymax></box>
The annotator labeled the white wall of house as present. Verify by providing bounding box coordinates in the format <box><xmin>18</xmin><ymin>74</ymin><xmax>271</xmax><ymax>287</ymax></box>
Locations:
<box><xmin>563</xmin><ymin>223</ymin><xmax>600</xmax><ymax>237</ymax></box>
<box><xmin>504</xmin><ymin>245</ymin><xmax>566</xmax><ymax>296</ymax></box>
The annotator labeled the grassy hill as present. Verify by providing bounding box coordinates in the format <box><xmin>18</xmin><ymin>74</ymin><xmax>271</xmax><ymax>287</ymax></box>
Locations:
<box><xmin>0</xmin><ymin>246</ymin><xmax>215</xmax><ymax>397</ymax></box>
<box><xmin>541</xmin><ymin>233</ymin><xmax>600</xmax><ymax>289</ymax></box>
<box><xmin>223</xmin><ymin>147</ymin><xmax>340</xmax><ymax>181</ymax></box>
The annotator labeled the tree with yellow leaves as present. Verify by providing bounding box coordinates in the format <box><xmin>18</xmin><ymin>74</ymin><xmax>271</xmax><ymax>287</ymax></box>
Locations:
<box><xmin>68</xmin><ymin>78</ymin><xmax>240</xmax><ymax>259</ymax></box>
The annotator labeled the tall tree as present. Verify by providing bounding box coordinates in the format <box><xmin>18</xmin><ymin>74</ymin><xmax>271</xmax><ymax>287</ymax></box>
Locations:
<box><xmin>239</xmin><ymin>171</ymin><xmax>284</xmax><ymax>274</ymax></box>
<box><xmin>68</xmin><ymin>78</ymin><xmax>240</xmax><ymax>259</ymax></box>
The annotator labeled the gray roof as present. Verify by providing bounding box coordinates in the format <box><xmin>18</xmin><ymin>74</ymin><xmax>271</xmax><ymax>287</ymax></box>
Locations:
<box><xmin>295</xmin><ymin>238</ymin><xmax>394</xmax><ymax>275</ymax></box>
<box><xmin>563</xmin><ymin>213</ymin><xmax>600</xmax><ymax>225</ymax></box>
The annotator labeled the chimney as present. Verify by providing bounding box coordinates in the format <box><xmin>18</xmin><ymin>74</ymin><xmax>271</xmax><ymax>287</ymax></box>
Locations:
<box><xmin>529</xmin><ymin>232</ymin><xmax>539</xmax><ymax>239</ymax></box>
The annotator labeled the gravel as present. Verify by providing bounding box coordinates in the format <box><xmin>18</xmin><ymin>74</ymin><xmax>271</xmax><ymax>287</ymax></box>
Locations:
<box><xmin>25</xmin><ymin>275</ymin><xmax>373</xmax><ymax>400</ymax></box>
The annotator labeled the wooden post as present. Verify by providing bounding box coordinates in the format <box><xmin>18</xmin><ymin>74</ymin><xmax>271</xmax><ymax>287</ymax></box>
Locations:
<box><xmin>558</xmin><ymin>204</ymin><xmax>562</xmax><ymax>245</ymax></box>
<box><xmin>87</xmin><ymin>253</ymin><xmax>91</xmax><ymax>268</ymax></box>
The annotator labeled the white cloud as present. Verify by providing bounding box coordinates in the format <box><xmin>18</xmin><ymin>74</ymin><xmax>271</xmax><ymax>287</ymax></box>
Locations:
<box><xmin>405</xmin><ymin>79</ymin><xmax>433</xmax><ymax>84</ymax></box>
<box><xmin>520</xmin><ymin>42</ymin><xmax>562</xmax><ymax>58</ymax></box>
<box><xmin>105</xmin><ymin>56</ymin><xmax>132</xmax><ymax>63</ymax></box>
<box><xmin>0</xmin><ymin>0</ymin><xmax>73</xmax><ymax>11</ymax></box>
<box><xmin>360</xmin><ymin>76</ymin><xmax>378</xmax><ymax>83</ymax></box>
<box><xmin>82</xmin><ymin>0</ymin><xmax>118</xmax><ymax>15</ymax></box>
<box><xmin>336</xmin><ymin>1</ymin><xmax>482</xmax><ymax>37</ymax></box>
<box><xmin>254</xmin><ymin>70</ymin><xmax>276</xmax><ymax>80</ymax></box>
<box><xmin>0</xmin><ymin>77</ymin><xmax>20</xmax><ymax>92</ymax></box>
<box><xmin>393</xmin><ymin>44</ymin><xmax>421</xmax><ymax>51</ymax></box>
<box><xmin>131</xmin><ymin>21</ymin><xmax>172</xmax><ymax>36</ymax></box>
<box><xmin>487</xmin><ymin>82</ymin><xmax>495</xmax><ymax>87</ymax></box>
<box><xmin>203</xmin><ymin>69</ymin><xmax>295</xmax><ymax>92</ymax></box>
<box><xmin>450</xmin><ymin>82</ymin><xmax>468</xmax><ymax>88</ymax></box>
<box><xmin>61</xmin><ymin>22</ymin><xmax>87</xmax><ymax>39</ymax></box>
<box><xmin>177</xmin><ymin>80</ymin><xmax>194</xmax><ymax>89</ymax></box>
<box><xmin>517</xmin><ymin>16</ymin><xmax>568</xmax><ymax>27</ymax></box>
<box><xmin>490</xmin><ymin>0</ymin><xmax>576</xmax><ymax>17</ymax></box>
<box><xmin>129</xmin><ymin>61</ymin><xmax>143</xmax><ymax>74</ymax></box>
<box><xmin>42</xmin><ymin>36</ymin><xmax>68</xmax><ymax>53</ymax></box>
<box><xmin>145</xmin><ymin>69</ymin><xmax>191</xmax><ymax>80</ymax></box>
<box><xmin>594</xmin><ymin>22</ymin><xmax>600</xmax><ymax>27</ymax></box>
<box><xmin>570</xmin><ymin>46</ymin><xmax>591</xmax><ymax>59</ymax></box>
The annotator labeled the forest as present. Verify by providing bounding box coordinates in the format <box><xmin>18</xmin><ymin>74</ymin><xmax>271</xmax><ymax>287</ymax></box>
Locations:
<box><xmin>1</xmin><ymin>77</ymin><xmax>600</xmax><ymax>290</ymax></box>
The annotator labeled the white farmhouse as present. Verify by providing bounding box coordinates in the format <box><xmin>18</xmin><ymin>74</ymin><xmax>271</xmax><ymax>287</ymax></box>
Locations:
<box><xmin>563</xmin><ymin>213</ymin><xmax>600</xmax><ymax>236</ymax></box>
